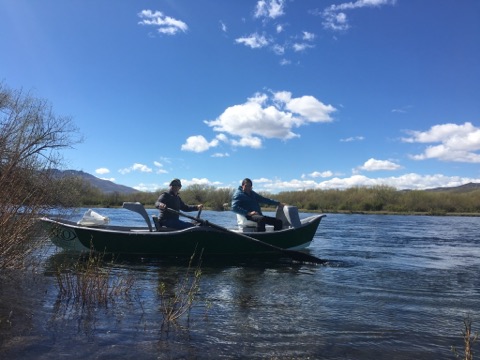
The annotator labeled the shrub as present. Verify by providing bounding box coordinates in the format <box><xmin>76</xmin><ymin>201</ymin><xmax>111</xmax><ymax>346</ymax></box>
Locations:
<box><xmin>0</xmin><ymin>83</ymin><xmax>81</xmax><ymax>269</ymax></box>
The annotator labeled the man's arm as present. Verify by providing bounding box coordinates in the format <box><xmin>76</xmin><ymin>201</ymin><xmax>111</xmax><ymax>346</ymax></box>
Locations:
<box><xmin>155</xmin><ymin>192</ymin><xmax>168</xmax><ymax>209</ymax></box>
<box><xmin>254</xmin><ymin>192</ymin><xmax>280</xmax><ymax>207</ymax></box>
<box><xmin>231</xmin><ymin>193</ymin><xmax>249</xmax><ymax>216</ymax></box>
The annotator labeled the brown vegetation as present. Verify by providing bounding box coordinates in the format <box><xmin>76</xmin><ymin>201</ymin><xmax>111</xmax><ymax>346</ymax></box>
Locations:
<box><xmin>452</xmin><ymin>316</ymin><xmax>478</xmax><ymax>360</ymax></box>
<box><xmin>54</xmin><ymin>249</ymin><xmax>134</xmax><ymax>306</ymax></box>
<box><xmin>158</xmin><ymin>251</ymin><xmax>204</xmax><ymax>328</ymax></box>
<box><xmin>0</xmin><ymin>83</ymin><xmax>82</xmax><ymax>269</ymax></box>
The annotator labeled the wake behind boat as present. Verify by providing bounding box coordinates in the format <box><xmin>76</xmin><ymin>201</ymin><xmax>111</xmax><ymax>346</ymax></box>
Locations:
<box><xmin>41</xmin><ymin>203</ymin><xmax>326</xmax><ymax>262</ymax></box>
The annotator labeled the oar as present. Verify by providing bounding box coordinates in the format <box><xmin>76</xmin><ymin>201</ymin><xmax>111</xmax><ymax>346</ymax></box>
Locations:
<box><xmin>122</xmin><ymin>202</ymin><xmax>153</xmax><ymax>231</ymax></box>
<box><xmin>166</xmin><ymin>208</ymin><xmax>326</xmax><ymax>265</ymax></box>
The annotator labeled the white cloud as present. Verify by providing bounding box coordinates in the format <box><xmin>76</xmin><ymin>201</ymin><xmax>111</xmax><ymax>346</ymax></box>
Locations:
<box><xmin>292</xmin><ymin>43</ymin><xmax>315</xmax><ymax>52</ymax></box>
<box><xmin>134</xmin><ymin>183</ymin><xmax>161</xmax><ymax>192</ymax></box>
<box><xmin>220</xmin><ymin>21</ymin><xmax>227</xmax><ymax>33</ymax></box>
<box><xmin>240</xmin><ymin>2</ymin><xmax>317</xmax><ymax>59</ymax></box>
<box><xmin>135</xmin><ymin>178</ymin><xmax>222</xmax><ymax>192</ymax></box>
<box><xmin>392</xmin><ymin>105</ymin><xmax>413</xmax><ymax>113</ymax></box>
<box><xmin>181</xmin><ymin>135</ymin><xmax>219</xmax><ymax>153</ymax></box>
<box><xmin>272</xmin><ymin>44</ymin><xmax>285</xmax><ymax>55</ymax></box>
<box><xmin>231</xmin><ymin>136</ymin><xmax>263</xmax><ymax>148</ymax></box>
<box><xmin>254</xmin><ymin>173</ymin><xmax>480</xmax><ymax>192</ymax></box>
<box><xmin>302</xmin><ymin>31</ymin><xmax>315</xmax><ymax>41</ymax></box>
<box><xmin>127</xmin><ymin>174</ymin><xmax>480</xmax><ymax>194</ymax></box>
<box><xmin>340</xmin><ymin>136</ymin><xmax>365</xmax><ymax>142</ymax></box>
<box><xmin>153</xmin><ymin>161</ymin><xmax>168</xmax><ymax>174</ymax></box>
<box><xmin>318</xmin><ymin>173</ymin><xmax>478</xmax><ymax>191</ymax></box>
<box><xmin>95</xmin><ymin>168</ymin><xmax>110</xmax><ymax>175</ymax></box>
<box><xmin>138</xmin><ymin>10</ymin><xmax>188</xmax><ymax>35</ymax></box>
<box><xmin>119</xmin><ymin>163</ymin><xmax>153</xmax><ymax>175</ymax></box>
<box><xmin>198</xmin><ymin>91</ymin><xmax>336</xmax><ymax>151</ymax></box>
<box><xmin>100</xmin><ymin>177</ymin><xmax>116</xmax><ymax>182</ymax></box>
<box><xmin>282</xmin><ymin>93</ymin><xmax>336</xmax><ymax>122</ymax></box>
<box><xmin>215</xmin><ymin>133</ymin><xmax>229</xmax><ymax>143</ymax></box>
<box><xmin>254</xmin><ymin>0</ymin><xmax>286</xmax><ymax>19</ymax></box>
<box><xmin>212</xmin><ymin>152</ymin><xmax>230</xmax><ymax>158</ymax></box>
<box><xmin>327</xmin><ymin>0</ymin><xmax>396</xmax><ymax>12</ymax></box>
<box><xmin>182</xmin><ymin>178</ymin><xmax>219</xmax><ymax>187</ymax></box>
<box><xmin>357</xmin><ymin>158</ymin><xmax>401</xmax><ymax>171</ymax></box>
<box><xmin>321</xmin><ymin>0</ymin><xmax>396</xmax><ymax>31</ymax></box>
<box><xmin>402</xmin><ymin>122</ymin><xmax>480</xmax><ymax>163</ymax></box>
<box><xmin>235</xmin><ymin>33</ymin><xmax>269</xmax><ymax>49</ymax></box>
<box><xmin>306</xmin><ymin>171</ymin><xmax>334</xmax><ymax>178</ymax></box>
<box><xmin>322</xmin><ymin>11</ymin><xmax>349</xmax><ymax>31</ymax></box>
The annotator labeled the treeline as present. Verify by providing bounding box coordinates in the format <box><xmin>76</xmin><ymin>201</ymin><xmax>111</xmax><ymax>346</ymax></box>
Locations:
<box><xmin>276</xmin><ymin>186</ymin><xmax>480</xmax><ymax>214</ymax></box>
<box><xmin>73</xmin><ymin>181</ymin><xmax>234</xmax><ymax>211</ymax></box>
<box><xmin>75</xmin><ymin>182</ymin><xmax>480</xmax><ymax>215</ymax></box>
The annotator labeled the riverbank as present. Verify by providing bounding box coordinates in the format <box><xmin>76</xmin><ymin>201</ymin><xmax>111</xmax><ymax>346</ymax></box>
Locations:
<box><xmin>89</xmin><ymin>204</ymin><xmax>480</xmax><ymax>217</ymax></box>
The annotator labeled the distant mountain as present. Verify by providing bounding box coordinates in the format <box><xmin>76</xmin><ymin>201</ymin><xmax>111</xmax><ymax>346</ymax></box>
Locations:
<box><xmin>424</xmin><ymin>182</ymin><xmax>480</xmax><ymax>193</ymax></box>
<box><xmin>52</xmin><ymin>169</ymin><xmax>139</xmax><ymax>194</ymax></box>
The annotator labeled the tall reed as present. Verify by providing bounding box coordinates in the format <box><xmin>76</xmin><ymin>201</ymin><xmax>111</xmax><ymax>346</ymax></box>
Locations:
<box><xmin>158</xmin><ymin>251</ymin><xmax>203</xmax><ymax>327</ymax></box>
<box><xmin>54</xmin><ymin>249</ymin><xmax>134</xmax><ymax>306</ymax></box>
<box><xmin>452</xmin><ymin>316</ymin><xmax>478</xmax><ymax>360</ymax></box>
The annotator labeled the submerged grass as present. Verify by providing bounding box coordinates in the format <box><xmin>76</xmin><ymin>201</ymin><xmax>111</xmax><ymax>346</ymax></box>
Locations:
<box><xmin>158</xmin><ymin>250</ymin><xmax>204</xmax><ymax>328</ymax></box>
<box><xmin>452</xmin><ymin>316</ymin><xmax>479</xmax><ymax>360</ymax></box>
<box><xmin>54</xmin><ymin>247</ymin><xmax>134</xmax><ymax>306</ymax></box>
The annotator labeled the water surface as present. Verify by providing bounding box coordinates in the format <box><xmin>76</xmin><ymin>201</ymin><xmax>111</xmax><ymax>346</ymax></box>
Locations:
<box><xmin>1</xmin><ymin>209</ymin><xmax>479</xmax><ymax>359</ymax></box>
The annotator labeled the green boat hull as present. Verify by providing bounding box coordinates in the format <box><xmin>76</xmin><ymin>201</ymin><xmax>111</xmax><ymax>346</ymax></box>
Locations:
<box><xmin>41</xmin><ymin>215</ymin><xmax>325</xmax><ymax>257</ymax></box>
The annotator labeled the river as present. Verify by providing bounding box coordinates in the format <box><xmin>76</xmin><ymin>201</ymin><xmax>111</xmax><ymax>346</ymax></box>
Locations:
<box><xmin>1</xmin><ymin>209</ymin><xmax>479</xmax><ymax>359</ymax></box>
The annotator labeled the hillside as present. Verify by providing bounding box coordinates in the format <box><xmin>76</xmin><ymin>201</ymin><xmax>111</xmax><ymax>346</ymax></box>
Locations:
<box><xmin>425</xmin><ymin>182</ymin><xmax>480</xmax><ymax>193</ymax></box>
<box><xmin>53</xmin><ymin>169</ymin><xmax>139</xmax><ymax>194</ymax></box>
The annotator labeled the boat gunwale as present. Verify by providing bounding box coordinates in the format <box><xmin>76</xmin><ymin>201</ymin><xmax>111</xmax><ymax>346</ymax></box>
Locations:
<box><xmin>40</xmin><ymin>214</ymin><xmax>326</xmax><ymax>236</ymax></box>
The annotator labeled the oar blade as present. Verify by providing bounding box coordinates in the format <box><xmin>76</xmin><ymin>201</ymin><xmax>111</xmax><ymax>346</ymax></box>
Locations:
<box><xmin>283</xmin><ymin>249</ymin><xmax>327</xmax><ymax>265</ymax></box>
<box><xmin>122</xmin><ymin>202</ymin><xmax>153</xmax><ymax>232</ymax></box>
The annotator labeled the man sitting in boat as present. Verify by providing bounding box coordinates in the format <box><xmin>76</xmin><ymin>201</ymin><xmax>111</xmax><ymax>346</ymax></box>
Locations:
<box><xmin>231</xmin><ymin>178</ymin><xmax>283</xmax><ymax>232</ymax></box>
<box><xmin>155</xmin><ymin>178</ymin><xmax>203</xmax><ymax>230</ymax></box>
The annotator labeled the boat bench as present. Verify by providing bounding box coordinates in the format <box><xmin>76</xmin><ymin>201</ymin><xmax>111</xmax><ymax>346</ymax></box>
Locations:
<box><xmin>236</xmin><ymin>214</ymin><xmax>263</xmax><ymax>232</ymax></box>
<box><xmin>236</xmin><ymin>206</ymin><xmax>302</xmax><ymax>233</ymax></box>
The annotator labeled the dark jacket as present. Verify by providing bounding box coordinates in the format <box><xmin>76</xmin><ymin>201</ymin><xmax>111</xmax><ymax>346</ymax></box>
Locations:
<box><xmin>231</xmin><ymin>186</ymin><xmax>280</xmax><ymax>216</ymax></box>
<box><xmin>155</xmin><ymin>191</ymin><xmax>197</xmax><ymax>222</ymax></box>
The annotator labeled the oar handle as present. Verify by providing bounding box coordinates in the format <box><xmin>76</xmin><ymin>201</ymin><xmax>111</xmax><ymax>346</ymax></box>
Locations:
<box><xmin>166</xmin><ymin>208</ymin><xmax>200</xmax><ymax>222</ymax></box>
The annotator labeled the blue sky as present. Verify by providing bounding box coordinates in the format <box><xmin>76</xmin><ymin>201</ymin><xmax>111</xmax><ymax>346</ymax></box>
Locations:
<box><xmin>1</xmin><ymin>0</ymin><xmax>479</xmax><ymax>193</ymax></box>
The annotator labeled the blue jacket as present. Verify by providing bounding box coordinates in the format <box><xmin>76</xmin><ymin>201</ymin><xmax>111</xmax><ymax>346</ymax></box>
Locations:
<box><xmin>231</xmin><ymin>186</ymin><xmax>280</xmax><ymax>216</ymax></box>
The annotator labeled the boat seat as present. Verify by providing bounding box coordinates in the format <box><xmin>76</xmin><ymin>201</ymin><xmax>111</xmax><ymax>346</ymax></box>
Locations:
<box><xmin>152</xmin><ymin>215</ymin><xmax>187</xmax><ymax>232</ymax></box>
<box><xmin>152</xmin><ymin>215</ymin><xmax>162</xmax><ymax>231</ymax></box>
<box><xmin>236</xmin><ymin>214</ymin><xmax>258</xmax><ymax>231</ymax></box>
<box><xmin>276</xmin><ymin>205</ymin><xmax>302</xmax><ymax>228</ymax></box>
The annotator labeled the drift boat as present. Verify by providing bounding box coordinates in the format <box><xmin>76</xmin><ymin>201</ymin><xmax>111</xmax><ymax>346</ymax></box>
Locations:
<box><xmin>41</xmin><ymin>203</ymin><xmax>326</xmax><ymax>262</ymax></box>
